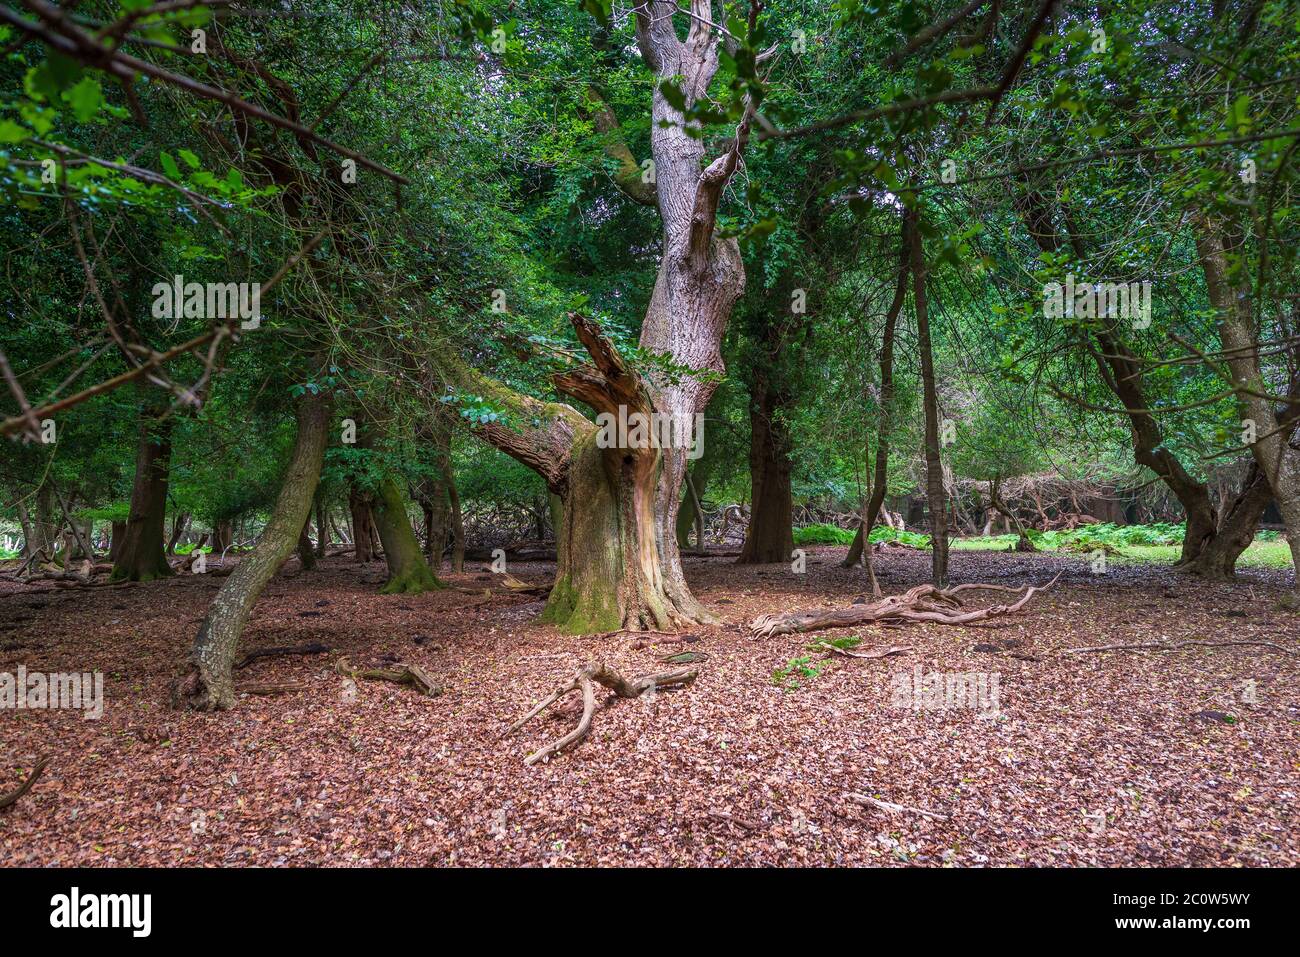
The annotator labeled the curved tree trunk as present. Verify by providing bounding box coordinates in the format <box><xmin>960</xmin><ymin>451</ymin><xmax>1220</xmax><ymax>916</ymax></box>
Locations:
<box><xmin>1179</xmin><ymin>463</ymin><xmax>1271</xmax><ymax>579</ymax></box>
<box><xmin>1197</xmin><ymin>218</ymin><xmax>1300</xmax><ymax>602</ymax></box>
<box><xmin>111</xmin><ymin>412</ymin><xmax>174</xmax><ymax>582</ymax></box>
<box><xmin>173</xmin><ymin>393</ymin><xmax>329</xmax><ymax>710</ymax></box>
<box><xmin>372</xmin><ymin>475</ymin><xmax>442</xmax><ymax>594</ymax></box>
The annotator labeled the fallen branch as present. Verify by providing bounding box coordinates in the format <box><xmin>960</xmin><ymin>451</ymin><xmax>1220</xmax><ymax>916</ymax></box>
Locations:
<box><xmin>750</xmin><ymin>574</ymin><xmax>1060</xmax><ymax>639</ymax></box>
<box><xmin>0</xmin><ymin>756</ymin><xmax>51</xmax><ymax>810</ymax></box>
<box><xmin>236</xmin><ymin>681</ymin><xmax>314</xmax><ymax>696</ymax></box>
<box><xmin>333</xmin><ymin>656</ymin><xmax>442</xmax><ymax>696</ymax></box>
<box><xmin>811</xmin><ymin>641</ymin><xmax>911</xmax><ymax>660</ymax></box>
<box><xmin>1064</xmin><ymin>639</ymin><xmax>1295</xmax><ymax>656</ymax></box>
<box><xmin>503</xmin><ymin>661</ymin><xmax>697</xmax><ymax>765</ymax></box>
<box><xmin>234</xmin><ymin>641</ymin><xmax>331</xmax><ymax>670</ymax></box>
<box><xmin>846</xmin><ymin>792</ymin><xmax>951</xmax><ymax>821</ymax></box>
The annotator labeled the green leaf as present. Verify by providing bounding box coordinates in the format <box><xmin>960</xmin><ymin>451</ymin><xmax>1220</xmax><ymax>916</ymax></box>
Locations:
<box><xmin>159</xmin><ymin>151</ymin><xmax>181</xmax><ymax>180</ymax></box>
<box><xmin>64</xmin><ymin>77</ymin><xmax>103</xmax><ymax>123</ymax></box>
<box><xmin>178</xmin><ymin>148</ymin><xmax>201</xmax><ymax>170</ymax></box>
<box><xmin>0</xmin><ymin>120</ymin><xmax>28</xmax><ymax>144</ymax></box>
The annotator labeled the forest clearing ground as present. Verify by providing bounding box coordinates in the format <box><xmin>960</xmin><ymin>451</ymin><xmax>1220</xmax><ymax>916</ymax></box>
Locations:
<box><xmin>1</xmin><ymin>546</ymin><xmax>1296</xmax><ymax>867</ymax></box>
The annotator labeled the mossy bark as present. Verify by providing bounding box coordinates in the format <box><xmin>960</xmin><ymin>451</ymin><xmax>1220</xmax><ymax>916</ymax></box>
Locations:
<box><xmin>111</xmin><ymin>412</ymin><xmax>174</xmax><ymax>582</ymax></box>
<box><xmin>173</xmin><ymin>393</ymin><xmax>329</xmax><ymax>710</ymax></box>
<box><xmin>373</xmin><ymin>476</ymin><xmax>443</xmax><ymax>594</ymax></box>
<box><xmin>541</xmin><ymin>432</ymin><xmax>707</xmax><ymax>633</ymax></box>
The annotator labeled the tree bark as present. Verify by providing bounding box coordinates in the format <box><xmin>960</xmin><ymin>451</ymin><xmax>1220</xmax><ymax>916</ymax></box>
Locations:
<box><xmin>1180</xmin><ymin>462</ymin><xmax>1272</xmax><ymax>578</ymax></box>
<box><xmin>909</xmin><ymin>211</ymin><xmax>949</xmax><ymax>587</ymax></box>
<box><xmin>167</xmin><ymin>511</ymin><xmax>189</xmax><ymax>556</ymax></box>
<box><xmin>314</xmin><ymin>491</ymin><xmax>328</xmax><ymax>558</ymax></box>
<box><xmin>738</xmin><ymin>373</ymin><xmax>795</xmax><ymax>563</ymax></box>
<box><xmin>296</xmin><ymin>518</ymin><xmax>317</xmax><ymax>571</ymax></box>
<box><xmin>372</xmin><ymin>475</ymin><xmax>442</xmax><ymax>594</ymax></box>
<box><xmin>348</xmin><ymin>487</ymin><xmax>375</xmax><ymax>563</ymax></box>
<box><xmin>111</xmin><ymin>411</ymin><xmax>174</xmax><ymax>582</ymax></box>
<box><xmin>173</xmin><ymin>392</ymin><xmax>330</xmax><ymax>710</ymax></box>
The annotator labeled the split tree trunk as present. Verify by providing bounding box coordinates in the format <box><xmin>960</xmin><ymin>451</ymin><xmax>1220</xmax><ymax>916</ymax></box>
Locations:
<box><xmin>1179</xmin><ymin>463</ymin><xmax>1272</xmax><ymax>578</ymax></box>
<box><xmin>173</xmin><ymin>393</ymin><xmax>330</xmax><ymax>710</ymax></box>
<box><xmin>111</xmin><ymin>412</ymin><xmax>174</xmax><ymax>582</ymax></box>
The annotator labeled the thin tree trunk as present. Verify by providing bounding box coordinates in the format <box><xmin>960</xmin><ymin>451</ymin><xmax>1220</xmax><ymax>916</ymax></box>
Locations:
<box><xmin>173</xmin><ymin>392</ymin><xmax>330</xmax><ymax>710</ymax></box>
<box><xmin>844</xmin><ymin>221</ymin><xmax>909</xmax><ymax>576</ymax></box>
<box><xmin>314</xmin><ymin>491</ymin><xmax>328</xmax><ymax>558</ymax></box>
<box><xmin>111</xmin><ymin>411</ymin><xmax>174</xmax><ymax>582</ymax></box>
<box><xmin>909</xmin><ymin>210</ymin><xmax>949</xmax><ymax>588</ymax></box>
<box><xmin>296</xmin><ymin>518</ymin><xmax>317</xmax><ymax>571</ymax></box>
<box><xmin>167</xmin><ymin>511</ymin><xmax>190</xmax><ymax>555</ymax></box>
<box><xmin>348</xmin><ymin>487</ymin><xmax>374</xmax><ymax>563</ymax></box>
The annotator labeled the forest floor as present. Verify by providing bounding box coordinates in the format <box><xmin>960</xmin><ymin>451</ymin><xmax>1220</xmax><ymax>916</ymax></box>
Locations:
<box><xmin>1</xmin><ymin>546</ymin><xmax>1297</xmax><ymax>867</ymax></box>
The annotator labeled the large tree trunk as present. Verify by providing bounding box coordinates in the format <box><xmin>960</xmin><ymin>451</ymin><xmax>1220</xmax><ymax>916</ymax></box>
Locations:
<box><xmin>111</xmin><ymin>412</ymin><xmax>174</xmax><ymax>582</ymax></box>
<box><xmin>372</xmin><ymin>476</ymin><xmax>442</xmax><ymax>594</ymax></box>
<box><xmin>296</xmin><ymin>518</ymin><xmax>317</xmax><ymax>571</ymax></box>
<box><xmin>212</xmin><ymin>519</ymin><xmax>233</xmax><ymax>554</ymax></box>
<box><xmin>909</xmin><ymin>212</ymin><xmax>949</xmax><ymax>588</ymax></box>
<box><xmin>738</xmin><ymin>374</ymin><xmax>794</xmax><ymax>564</ymax></box>
<box><xmin>1197</xmin><ymin>219</ymin><xmax>1300</xmax><ymax>602</ymax></box>
<box><xmin>108</xmin><ymin>520</ymin><xmax>126</xmax><ymax>563</ymax></box>
<box><xmin>173</xmin><ymin>393</ymin><xmax>329</xmax><ymax>710</ymax></box>
<box><xmin>456</xmin><ymin>4</ymin><xmax>750</xmax><ymax>632</ymax></box>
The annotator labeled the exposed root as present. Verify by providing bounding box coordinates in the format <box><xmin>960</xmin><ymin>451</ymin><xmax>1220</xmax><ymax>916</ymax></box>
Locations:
<box><xmin>333</xmin><ymin>656</ymin><xmax>442</xmax><ymax>696</ymax></box>
<box><xmin>234</xmin><ymin>641</ymin><xmax>331</xmax><ymax>669</ymax></box>
<box><xmin>503</xmin><ymin>661</ymin><xmax>698</xmax><ymax>765</ymax></box>
<box><xmin>236</xmin><ymin>681</ymin><xmax>314</xmax><ymax>696</ymax></box>
<box><xmin>0</xmin><ymin>756</ymin><xmax>51</xmax><ymax>811</ymax></box>
<box><xmin>750</xmin><ymin>573</ymin><xmax>1061</xmax><ymax>640</ymax></box>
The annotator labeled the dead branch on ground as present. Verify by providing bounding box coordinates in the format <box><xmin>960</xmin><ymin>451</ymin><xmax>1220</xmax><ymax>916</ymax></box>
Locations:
<box><xmin>234</xmin><ymin>641</ymin><xmax>331</xmax><ymax>669</ymax></box>
<box><xmin>0</xmin><ymin>756</ymin><xmax>51</xmax><ymax>810</ymax></box>
<box><xmin>333</xmin><ymin>656</ymin><xmax>442</xmax><ymax>696</ymax></box>
<box><xmin>503</xmin><ymin>662</ymin><xmax>698</xmax><ymax>765</ymax></box>
<box><xmin>750</xmin><ymin>574</ymin><xmax>1060</xmax><ymax>639</ymax></box>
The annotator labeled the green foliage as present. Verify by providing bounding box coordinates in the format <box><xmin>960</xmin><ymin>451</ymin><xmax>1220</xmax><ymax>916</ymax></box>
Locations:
<box><xmin>771</xmin><ymin>656</ymin><xmax>822</xmax><ymax>691</ymax></box>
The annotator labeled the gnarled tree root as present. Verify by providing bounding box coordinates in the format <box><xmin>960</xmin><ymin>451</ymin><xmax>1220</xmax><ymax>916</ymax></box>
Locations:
<box><xmin>333</xmin><ymin>656</ymin><xmax>442</xmax><ymax>696</ymax></box>
<box><xmin>0</xmin><ymin>756</ymin><xmax>51</xmax><ymax>810</ymax></box>
<box><xmin>503</xmin><ymin>662</ymin><xmax>697</xmax><ymax>765</ymax></box>
<box><xmin>750</xmin><ymin>574</ymin><xmax>1060</xmax><ymax>640</ymax></box>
